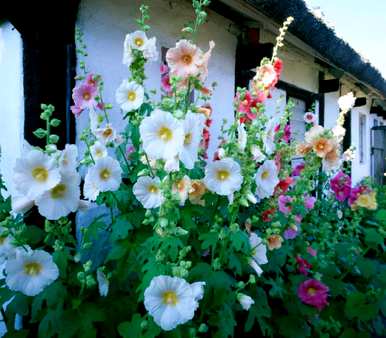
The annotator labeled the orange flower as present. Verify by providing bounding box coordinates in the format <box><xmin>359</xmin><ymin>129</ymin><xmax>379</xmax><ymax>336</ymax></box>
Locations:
<box><xmin>297</xmin><ymin>143</ymin><xmax>312</xmax><ymax>156</ymax></box>
<box><xmin>267</xmin><ymin>235</ymin><xmax>283</xmax><ymax>251</ymax></box>
<box><xmin>188</xmin><ymin>180</ymin><xmax>206</xmax><ymax>206</ymax></box>
<box><xmin>323</xmin><ymin>145</ymin><xmax>340</xmax><ymax>170</ymax></box>
<box><xmin>312</xmin><ymin>137</ymin><xmax>333</xmax><ymax>158</ymax></box>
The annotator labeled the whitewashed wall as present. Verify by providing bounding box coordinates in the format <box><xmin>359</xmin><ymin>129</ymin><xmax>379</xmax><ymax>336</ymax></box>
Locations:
<box><xmin>0</xmin><ymin>23</ymin><xmax>24</xmax><ymax>197</ymax></box>
<box><xmin>76</xmin><ymin>0</ymin><xmax>237</xmax><ymax>157</ymax></box>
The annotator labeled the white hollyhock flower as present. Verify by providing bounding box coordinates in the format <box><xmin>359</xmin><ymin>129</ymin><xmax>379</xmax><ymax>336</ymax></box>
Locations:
<box><xmin>85</xmin><ymin>157</ymin><xmax>122</xmax><ymax>195</ymax></box>
<box><xmin>94</xmin><ymin>124</ymin><xmax>117</xmax><ymax>145</ymax></box>
<box><xmin>237</xmin><ymin>293</ymin><xmax>255</xmax><ymax>311</ymax></box>
<box><xmin>249</xmin><ymin>232</ymin><xmax>268</xmax><ymax>276</ymax></box>
<box><xmin>140</xmin><ymin>109</ymin><xmax>184</xmax><ymax>160</ymax></box>
<box><xmin>59</xmin><ymin>144</ymin><xmax>78</xmax><ymax>173</ymax></box>
<box><xmin>164</xmin><ymin>156</ymin><xmax>180</xmax><ymax>173</ymax></box>
<box><xmin>83</xmin><ymin>176</ymin><xmax>100</xmax><ymax>201</ymax></box>
<box><xmin>251</xmin><ymin>145</ymin><xmax>265</xmax><ymax>163</ymax></box>
<box><xmin>172</xmin><ymin>175</ymin><xmax>191</xmax><ymax>206</ymax></box>
<box><xmin>180</xmin><ymin>112</ymin><xmax>205</xmax><ymax>169</ymax></box>
<box><xmin>0</xmin><ymin>227</ymin><xmax>15</xmax><ymax>264</ymax></box>
<box><xmin>11</xmin><ymin>195</ymin><xmax>34</xmax><ymax>215</ymax></box>
<box><xmin>144</xmin><ymin>275</ymin><xmax>205</xmax><ymax>331</ymax></box>
<box><xmin>255</xmin><ymin>160</ymin><xmax>279</xmax><ymax>200</ymax></box>
<box><xmin>115</xmin><ymin>80</ymin><xmax>144</xmax><ymax>112</ymax></box>
<box><xmin>338</xmin><ymin>92</ymin><xmax>356</xmax><ymax>112</ymax></box>
<box><xmin>90</xmin><ymin>141</ymin><xmax>108</xmax><ymax>160</ymax></box>
<box><xmin>128</xmin><ymin>30</ymin><xmax>149</xmax><ymax>51</ymax></box>
<box><xmin>304</xmin><ymin>125</ymin><xmax>324</xmax><ymax>144</ymax></box>
<box><xmin>97</xmin><ymin>269</ymin><xmax>109</xmax><ymax>297</ymax></box>
<box><xmin>332</xmin><ymin>125</ymin><xmax>346</xmax><ymax>142</ymax></box>
<box><xmin>13</xmin><ymin>149</ymin><xmax>61</xmax><ymax>200</ymax></box>
<box><xmin>133</xmin><ymin>176</ymin><xmax>163</xmax><ymax>209</ymax></box>
<box><xmin>143</xmin><ymin>37</ymin><xmax>158</xmax><ymax>61</ymax></box>
<box><xmin>203</xmin><ymin>158</ymin><xmax>243</xmax><ymax>196</ymax></box>
<box><xmin>237</xmin><ymin>123</ymin><xmax>247</xmax><ymax>151</ymax></box>
<box><xmin>35</xmin><ymin>172</ymin><xmax>80</xmax><ymax>220</ymax></box>
<box><xmin>303</xmin><ymin>112</ymin><xmax>316</xmax><ymax>124</ymax></box>
<box><xmin>263</xmin><ymin>118</ymin><xmax>278</xmax><ymax>155</ymax></box>
<box><xmin>5</xmin><ymin>249</ymin><xmax>59</xmax><ymax>296</ymax></box>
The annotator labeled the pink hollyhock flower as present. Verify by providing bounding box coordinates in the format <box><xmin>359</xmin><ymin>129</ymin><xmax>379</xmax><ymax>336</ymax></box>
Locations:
<box><xmin>298</xmin><ymin>279</ymin><xmax>329</xmax><ymax>311</ymax></box>
<box><xmin>160</xmin><ymin>64</ymin><xmax>169</xmax><ymax>75</ymax></box>
<box><xmin>85</xmin><ymin>73</ymin><xmax>98</xmax><ymax>87</ymax></box>
<box><xmin>72</xmin><ymin>83</ymin><xmax>97</xmax><ymax>115</ymax></box>
<box><xmin>348</xmin><ymin>186</ymin><xmax>361</xmax><ymax>205</ymax></box>
<box><xmin>256</xmin><ymin>63</ymin><xmax>278</xmax><ymax>89</ymax></box>
<box><xmin>236</xmin><ymin>91</ymin><xmax>262</xmax><ymax>122</ymax></box>
<box><xmin>284</xmin><ymin>227</ymin><xmax>298</xmax><ymax>240</ymax></box>
<box><xmin>330</xmin><ymin>171</ymin><xmax>351</xmax><ymax>202</ymax></box>
<box><xmin>295</xmin><ymin>214</ymin><xmax>302</xmax><ymax>224</ymax></box>
<box><xmin>292</xmin><ymin>163</ymin><xmax>305</xmax><ymax>177</ymax></box>
<box><xmin>307</xmin><ymin>247</ymin><xmax>317</xmax><ymax>257</ymax></box>
<box><xmin>296</xmin><ymin>256</ymin><xmax>312</xmax><ymax>275</ymax></box>
<box><xmin>304</xmin><ymin>195</ymin><xmax>316</xmax><ymax>209</ymax></box>
<box><xmin>274</xmin><ymin>124</ymin><xmax>291</xmax><ymax>143</ymax></box>
<box><xmin>278</xmin><ymin>195</ymin><xmax>293</xmax><ymax>215</ymax></box>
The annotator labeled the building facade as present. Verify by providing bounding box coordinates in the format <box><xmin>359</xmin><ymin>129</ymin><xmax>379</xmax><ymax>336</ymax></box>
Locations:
<box><xmin>1</xmin><ymin>0</ymin><xmax>385</xmax><ymax>196</ymax></box>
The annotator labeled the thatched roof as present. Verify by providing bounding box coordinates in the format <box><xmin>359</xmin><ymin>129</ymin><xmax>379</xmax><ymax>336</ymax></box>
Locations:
<box><xmin>243</xmin><ymin>0</ymin><xmax>386</xmax><ymax>99</ymax></box>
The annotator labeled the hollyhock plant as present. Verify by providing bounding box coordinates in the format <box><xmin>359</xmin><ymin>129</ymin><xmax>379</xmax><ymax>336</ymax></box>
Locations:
<box><xmin>71</xmin><ymin>83</ymin><xmax>98</xmax><ymax>116</ymax></box>
<box><xmin>298</xmin><ymin>279</ymin><xmax>329</xmax><ymax>311</ymax></box>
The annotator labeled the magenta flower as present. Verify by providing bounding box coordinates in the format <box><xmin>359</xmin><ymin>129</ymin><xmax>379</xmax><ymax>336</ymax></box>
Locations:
<box><xmin>296</xmin><ymin>256</ymin><xmax>312</xmax><ymax>275</ymax></box>
<box><xmin>295</xmin><ymin>214</ymin><xmax>302</xmax><ymax>224</ymax></box>
<box><xmin>298</xmin><ymin>279</ymin><xmax>329</xmax><ymax>311</ymax></box>
<box><xmin>304</xmin><ymin>195</ymin><xmax>316</xmax><ymax>209</ymax></box>
<box><xmin>330</xmin><ymin>171</ymin><xmax>351</xmax><ymax>202</ymax></box>
<box><xmin>283</xmin><ymin>124</ymin><xmax>291</xmax><ymax>143</ymax></box>
<box><xmin>278</xmin><ymin>195</ymin><xmax>293</xmax><ymax>215</ymax></box>
<box><xmin>292</xmin><ymin>163</ymin><xmax>305</xmax><ymax>177</ymax></box>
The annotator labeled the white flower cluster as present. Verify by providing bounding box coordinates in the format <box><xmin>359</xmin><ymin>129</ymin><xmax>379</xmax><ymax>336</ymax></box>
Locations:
<box><xmin>122</xmin><ymin>30</ymin><xmax>158</xmax><ymax>66</ymax></box>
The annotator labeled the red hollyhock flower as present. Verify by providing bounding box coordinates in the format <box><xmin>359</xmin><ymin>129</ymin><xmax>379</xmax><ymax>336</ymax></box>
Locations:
<box><xmin>296</xmin><ymin>256</ymin><xmax>312</xmax><ymax>275</ymax></box>
<box><xmin>276</xmin><ymin>177</ymin><xmax>294</xmax><ymax>193</ymax></box>
<box><xmin>298</xmin><ymin>279</ymin><xmax>329</xmax><ymax>311</ymax></box>
<box><xmin>273</xmin><ymin>57</ymin><xmax>283</xmax><ymax>76</ymax></box>
<box><xmin>262</xmin><ymin>208</ymin><xmax>276</xmax><ymax>222</ymax></box>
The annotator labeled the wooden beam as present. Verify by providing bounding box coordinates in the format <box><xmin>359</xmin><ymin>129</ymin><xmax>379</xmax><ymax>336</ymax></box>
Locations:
<box><xmin>354</xmin><ymin>97</ymin><xmax>367</xmax><ymax>107</ymax></box>
<box><xmin>319</xmin><ymin>79</ymin><xmax>340</xmax><ymax>93</ymax></box>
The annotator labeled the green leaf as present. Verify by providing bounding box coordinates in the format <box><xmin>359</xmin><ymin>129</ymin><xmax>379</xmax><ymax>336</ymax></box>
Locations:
<box><xmin>356</xmin><ymin>257</ymin><xmax>377</xmax><ymax>278</ymax></box>
<box><xmin>118</xmin><ymin>314</ymin><xmax>142</xmax><ymax>338</ymax></box>
<box><xmin>364</xmin><ymin>228</ymin><xmax>384</xmax><ymax>248</ymax></box>
<box><xmin>50</xmin><ymin>118</ymin><xmax>61</xmax><ymax>127</ymax></box>
<box><xmin>345</xmin><ymin>292</ymin><xmax>379</xmax><ymax>321</ymax></box>
<box><xmin>49</xmin><ymin>134</ymin><xmax>60</xmax><ymax>144</ymax></box>
<box><xmin>111</xmin><ymin>217</ymin><xmax>133</xmax><ymax>241</ymax></box>
<box><xmin>33</xmin><ymin>128</ymin><xmax>47</xmax><ymax>139</ymax></box>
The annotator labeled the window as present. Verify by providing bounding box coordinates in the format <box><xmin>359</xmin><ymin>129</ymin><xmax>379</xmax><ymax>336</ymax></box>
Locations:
<box><xmin>359</xmin><ymin>114</ymin><xmax>366</xmax><ymax>163</ymax></box>
<box><xmin>289</xmin><ymin>97</ymin><xmax>307</xmax><ymax>142</ymax></box>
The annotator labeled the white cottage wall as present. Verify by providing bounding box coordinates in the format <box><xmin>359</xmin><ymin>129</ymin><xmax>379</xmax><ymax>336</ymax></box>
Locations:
<box><xmin>0</xmin><ymin>22</ymin><xmax>24</xmax><ymax>197</ymax></box>
<box><xmin>76</xmin><ymin>0</ymin><xmax>237</xmax><ymax>158</ymax></box>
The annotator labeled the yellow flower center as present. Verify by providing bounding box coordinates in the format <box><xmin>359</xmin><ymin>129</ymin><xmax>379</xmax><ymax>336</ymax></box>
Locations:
<box><xmin>182</xmin><ymin>54</ymin><xmax>192</xmax><ymax>65</ymax></box>
<box><xmin>103</xmin><ymin>128</ymin><xmax>113</xmax><ymax>139</ymax></box>
<box><xmin>83</xmin><ymin>92</ymin><xmax>91</xmax><ymax>101</ymax></box>
<box><xmin>158</xmin><ymin>126</ymin><xmax>173</xmax><ymax>141</ymax></box>
<box><xmin>134</xmin><ymin>37</ymin><xmax>144</xmax><ymax>47</ymax></box>
<box><xmin>216</xmin><ymin>169</ymin><xmax>230</xmax><ymax>181</ymax></box>
<box><xmin>127</xmin><ymin>91</ymin><xmax>136</xmax><ymax>101</ymax></box>
<box><xmin>147</xmin><ymin>184</ymin><xmax>159</xmax><ymax>193</ymax></box>
<box><xmin>50</xmin><ymin>184</ymin><xmax>67</xmax><ymax>199</ymax></box>
<box><xmin>100</xmin><ymin>168</ymin><xmax>111</xmax><ymax>181</ymax></box>
<box><xmin>184</xmin><ymin>133</ymin><xmax>192</xmax><ymax>145</ymax></box>
<box><xmin>24</xmin><ymin>262</ymin><xmax>42</xmax><ymax>276</ymax></box>
<box><xmin>32</xmin><ymin>167</ymin><xmax>48</xmax><ymax>182</ymax></box>
<box><xmin>261</xmin><ymin>170</ymin><xmax>270</xmax><ymax>180</ymax></box>
<box><xmin>95</xmin><ymin>149</ymin><xmax>103</xmax><ymax>158</ymax></box>
<box><xmin>162</xmin><ymin>290</ymin><xmax>178</xmax><ymax>305</ymax></box>
<box><xmin>177</xmin><ymin>180</ymin><xmax>185</xmax><ymax>192</ymax></box>
<box><xmin>307</xmin><ymin>287</ymin><xmax>316</xmax><ymax>296</ymax></box>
